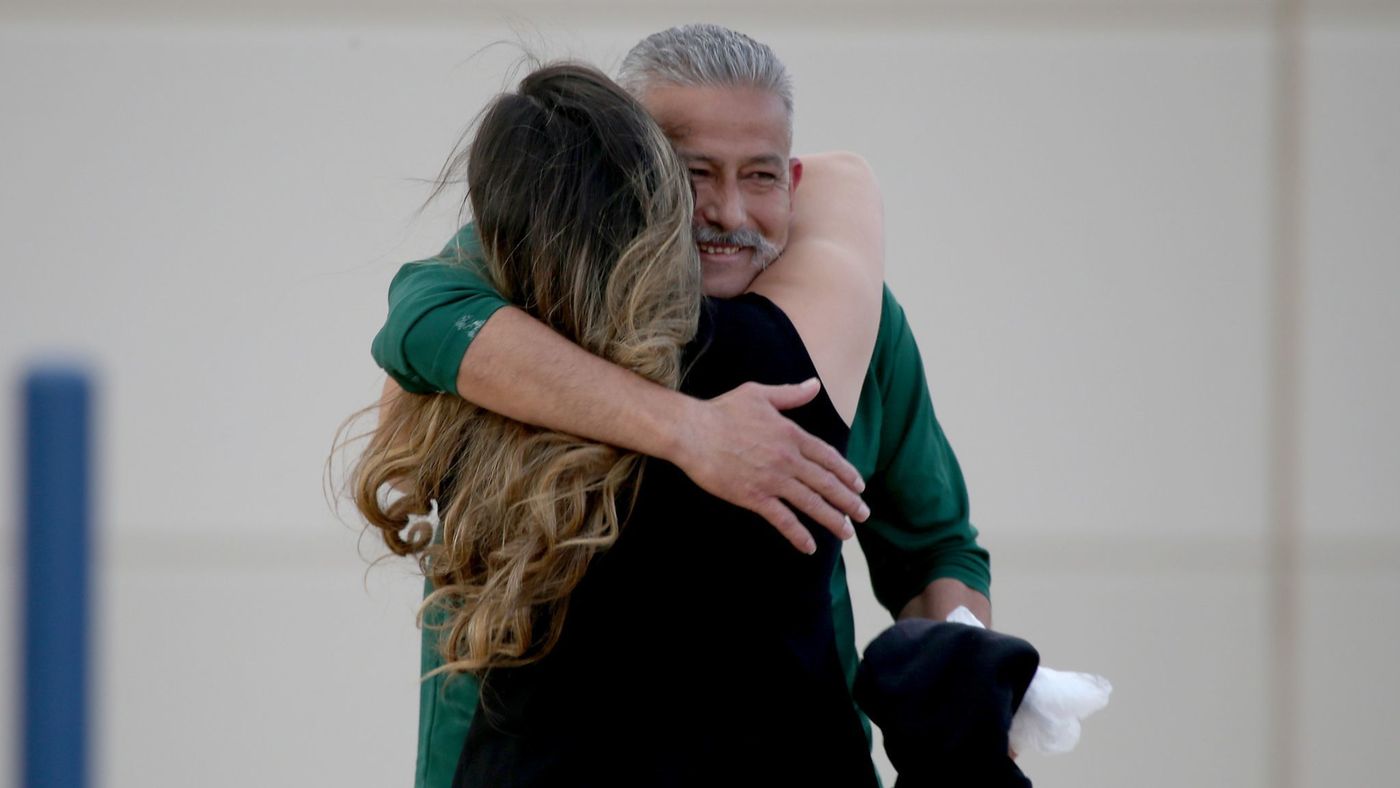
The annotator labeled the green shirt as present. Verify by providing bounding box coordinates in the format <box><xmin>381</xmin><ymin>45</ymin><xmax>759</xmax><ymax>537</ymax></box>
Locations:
<box><xmin>372</xmin><ymin>225</ymin><xmax>991</xmax><ymax>788</ymax></box>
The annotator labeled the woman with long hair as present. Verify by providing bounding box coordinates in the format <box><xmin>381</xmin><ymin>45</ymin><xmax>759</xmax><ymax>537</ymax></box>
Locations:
<box><xmin>350</xmin><ymin>62</ymin><xmax>884</xmax><ymax>786</ymax></box>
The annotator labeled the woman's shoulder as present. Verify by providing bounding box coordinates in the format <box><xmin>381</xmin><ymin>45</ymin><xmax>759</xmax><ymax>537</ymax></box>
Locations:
<box><xmin>683</xmin><ymin>294</ymin><xmax>841</xmax><ymax>426</ymax></box>
<box><xmin>701</xmin><ymin>292</ymin><xmax>805</xmax><ymax>350</ymax></box>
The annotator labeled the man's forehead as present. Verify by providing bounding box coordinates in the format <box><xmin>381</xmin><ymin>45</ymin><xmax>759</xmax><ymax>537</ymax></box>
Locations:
<box><xmin>643</xmin><ymin>83</ymin><xmax>792</xmax><ymax>157</ymax></box>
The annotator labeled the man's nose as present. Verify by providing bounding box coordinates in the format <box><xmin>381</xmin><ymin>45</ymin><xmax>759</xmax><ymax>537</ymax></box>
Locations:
<box><xmin>698</xmin><ymin>180</ymin><xmax>746</xmax><ymax>232</ymax></box>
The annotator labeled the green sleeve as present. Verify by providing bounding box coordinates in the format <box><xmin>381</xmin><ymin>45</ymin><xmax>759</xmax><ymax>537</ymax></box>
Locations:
<box><xmin>846</xmin><ymin>286</ymin><xmax>992</xmax><ymax>616</ymax></box>
<box><xmin>416</xmin><ymin>576</ymin><xmax>479</xmax><ymax>788</ymax></box>
<box><xmin>370</xmin><ymin>224</ymin><xmax>510</xmax><ymax>396</ymax></box>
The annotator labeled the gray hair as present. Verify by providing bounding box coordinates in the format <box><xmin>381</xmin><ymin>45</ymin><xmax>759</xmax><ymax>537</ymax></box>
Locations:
<box><xmin>617</xmin><ymin>24</ymin><xmax>794</xmax><ymax>125</ymax></box>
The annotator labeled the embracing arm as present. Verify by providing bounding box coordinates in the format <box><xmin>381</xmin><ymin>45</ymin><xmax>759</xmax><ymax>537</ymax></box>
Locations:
<box><xmin>444</xmin><ymin>305</ymin><xmax>870</xmax><ymax>552</ymax></box>
<box><xmin>371</xmin><ymin>229</ymin><xmax>868</xmax><ymax>553</ymax></box>
<box><xmin>747</xmin><ymin>152</ymin><xmax>885</xmax><ymax>424</ymax></box>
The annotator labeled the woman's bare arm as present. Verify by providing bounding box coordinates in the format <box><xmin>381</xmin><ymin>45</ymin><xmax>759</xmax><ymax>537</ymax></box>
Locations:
<box><xmin>747</xmin><ymin>152</ymin><xmax>885</xmax><ymax>424</ymax></box>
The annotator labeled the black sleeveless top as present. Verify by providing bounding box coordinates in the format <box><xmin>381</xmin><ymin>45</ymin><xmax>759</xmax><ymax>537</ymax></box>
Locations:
<box><xmin>453</xmin><ymin>294</ymin><xmax>879</xmax><ymax>788</ymax></box>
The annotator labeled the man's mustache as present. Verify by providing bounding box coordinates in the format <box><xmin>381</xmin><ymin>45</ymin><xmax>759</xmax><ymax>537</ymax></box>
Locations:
<box><xmin>692</xmin><ymin>225</ymin><xmax>781</xmax><ymax>269</ymax></box>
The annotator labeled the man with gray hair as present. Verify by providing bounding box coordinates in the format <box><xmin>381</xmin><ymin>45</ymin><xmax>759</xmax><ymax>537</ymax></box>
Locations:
<box><xmin>375</xmin><ymin>24</ymin><xmax>992</xmax><ymax>787</ymax></box>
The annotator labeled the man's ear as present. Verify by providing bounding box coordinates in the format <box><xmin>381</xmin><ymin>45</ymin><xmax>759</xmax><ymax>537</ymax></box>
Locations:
<box><xmin>788</xmin><ymin>157</ymin><xmax>803</xmax><ymax>222</ymax></box>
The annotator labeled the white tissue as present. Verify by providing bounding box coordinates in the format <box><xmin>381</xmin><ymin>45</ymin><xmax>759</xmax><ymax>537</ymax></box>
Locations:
<box><xmin>945</xmin><ymin>605</ymin><xmax>1112</xmax><ymax>755</ymax></box>
<box><xmin>1008</xmin><ymin>667</ymin><xmax>1112</xmax><ymax>754</ymax></box>
<box><xmin>945</xmin><ymin>605</ymin><xmax>985</xmax><ymax>628</ymax></box>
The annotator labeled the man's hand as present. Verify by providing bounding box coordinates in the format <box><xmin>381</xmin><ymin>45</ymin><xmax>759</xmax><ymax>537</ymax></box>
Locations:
<box><xmin>669</xmin><ymin>378</ymin><xmax>869</xmax><ymax>554</ymax></box>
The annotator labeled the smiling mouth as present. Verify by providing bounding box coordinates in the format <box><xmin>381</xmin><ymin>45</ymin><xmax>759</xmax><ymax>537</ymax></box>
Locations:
<box><xmin>698</xmin><ymin>243</ymin><xmax>746</xmax><ymax>256</ymax></box>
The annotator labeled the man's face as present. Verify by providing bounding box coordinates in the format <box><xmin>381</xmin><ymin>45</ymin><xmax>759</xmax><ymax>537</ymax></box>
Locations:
<box><xmin>640</xmin><ymin>83</ymin><xmax>802</xmax><ymax>298</ymax></box>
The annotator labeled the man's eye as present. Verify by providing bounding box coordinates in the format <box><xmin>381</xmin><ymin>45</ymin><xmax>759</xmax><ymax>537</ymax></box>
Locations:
<box><xmin>749</xmin><ymin>172</ymin><xmax>779</xmax><ymax>183</ymax></box>
<box><xmin>688</xmin><ymin>168</ymin><xmax>710</xmax><ymax>179</ymax></box>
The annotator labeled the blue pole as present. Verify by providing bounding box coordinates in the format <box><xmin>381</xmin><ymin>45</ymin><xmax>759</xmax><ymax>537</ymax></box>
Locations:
<box><xmin>22</xmin><ymin>367</ymin><xmax>92</xmax><ymax>788</ymax></box>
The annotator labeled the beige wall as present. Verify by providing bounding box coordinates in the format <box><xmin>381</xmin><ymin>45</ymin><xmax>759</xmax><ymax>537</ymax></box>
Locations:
<box><xmin>1</xmin><ymin>3</ymin><xmax>1396</xmax><ymax>786</ymax></box>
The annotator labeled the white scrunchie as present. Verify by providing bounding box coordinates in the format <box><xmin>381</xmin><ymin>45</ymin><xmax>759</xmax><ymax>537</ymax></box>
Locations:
<box><xmin>403</xmin><ymin>499</ymin><xmax>440</xmax><ymax>545</ymax></box>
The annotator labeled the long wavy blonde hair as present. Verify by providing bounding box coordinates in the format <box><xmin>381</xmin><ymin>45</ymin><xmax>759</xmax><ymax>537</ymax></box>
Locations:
<box><xmin>349</xmin><ymin>63</ymin><xmax>700</xmax><ymax>674</ymax></box>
